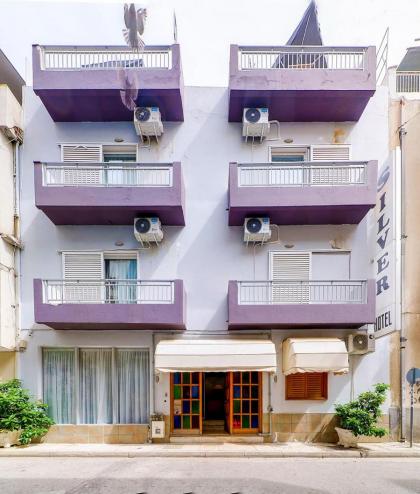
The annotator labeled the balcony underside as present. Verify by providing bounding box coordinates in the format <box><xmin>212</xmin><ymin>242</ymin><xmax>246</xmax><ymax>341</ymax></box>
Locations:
<box><xmin>228</xmin><ymin>89</ymin><xmax>374</xmax><ymax>122</ymax></box>
<box><xmin>228</xmin><ymin>203</ymin><xmax>373</xmax><ymax>226</ymax></box>
<box><xmin>37</xmin><ymin>203</ymin><xmax>185</xmax><ymax>226</ymax></box>
<box><xmin>228</xmin><ymin>303</ymin><xmax>374</xmax><ymax>330</ymax></box>
<box><xmin>34</xmin><ymin>88</ymin><xmax>183</xmax><ymax>122</ymax></box>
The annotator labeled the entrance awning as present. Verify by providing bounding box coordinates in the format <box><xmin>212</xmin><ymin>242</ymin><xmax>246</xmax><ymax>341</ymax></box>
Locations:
<box><xmin>282</xmin><ymin>337</ymin><xmax>349</xmax><ymax>375</ymax></box>
<box><xmin>155</xmin><ymin>339</ymin><xmax>277</xmax><ymax>372</ymax></box>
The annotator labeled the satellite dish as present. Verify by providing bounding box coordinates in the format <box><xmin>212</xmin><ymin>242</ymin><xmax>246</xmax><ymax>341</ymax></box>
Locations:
<box><xmin>135</xmin><ymin>107</ymin><xmax>151</xmax><ymax>122</ymax></box>
<box><xmin>245</xmin><ymin>108</ymin><xmax>261</xmax><ymax>123</ymax></box>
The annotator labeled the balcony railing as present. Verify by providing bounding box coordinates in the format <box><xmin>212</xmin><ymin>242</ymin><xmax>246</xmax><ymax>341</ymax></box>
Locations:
<box><xmin>238</xmin><ymin>46</ymin><xmax>367</xmax><ymax>71</ymax></box>
<box><xmin>396</xmin><ymin>72</ymin><xmax>420</xmax><ymax>93</ymax></box>
<box><xmin>41</xmin><ymin>163</ymin><xmax>173</xmax><ymax>187</ymax></box>
<box><xmin>40</xmin><ymin>45</ymin><xmax>172</xmax><ymax>71</ymax></box>
<box><xmin>237</xmin><ymin>280</ymin><xmax>367</xmax><ymax>305</ymax></box>
<box><xmin>237</xmin><ymin>162</ymin><xmax>367</xmax><ymax>187</ymax></box>
<box><xmin>42</xmin><ymin>279</ymin><xmax>174</xmax><ymax>305</ymax></box>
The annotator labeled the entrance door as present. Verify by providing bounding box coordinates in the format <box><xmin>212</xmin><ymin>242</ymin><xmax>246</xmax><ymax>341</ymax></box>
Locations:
<box><xmin>230</xmin><ymin>371</ymin><xmax>262</xmax><ymax>434</ymax></box>
<box><xmin>171</xmin><ymin>372</ymin><xmax>202</xmax><ymax>434</ymax></box>
<box><xmin>203</xmin><ymin>373</ymin><xmax>226</xmax><ymax>434</ymax></box>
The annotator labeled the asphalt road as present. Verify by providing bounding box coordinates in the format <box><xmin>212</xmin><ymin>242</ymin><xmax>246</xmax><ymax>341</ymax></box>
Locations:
<box><xmin>1</xmin><ymin>457</ymin><xmax>420</xmax><ymax>494</ymax></box>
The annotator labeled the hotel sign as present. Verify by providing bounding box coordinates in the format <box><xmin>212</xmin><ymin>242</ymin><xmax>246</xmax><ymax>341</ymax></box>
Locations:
<box><xmin>370</xmin><ymin>151</ymin><xmax>401</xmax><ymax>338</ymax></box>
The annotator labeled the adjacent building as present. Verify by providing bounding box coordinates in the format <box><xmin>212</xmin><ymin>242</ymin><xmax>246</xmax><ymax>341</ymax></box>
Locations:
<box><xmin>0</xmin><ymin>50</ymin><xmax>24</xmax><ymax>381</ymax></box>
<box><xmin>18</xmin><ymin>2</ymin><xmax>393</xmax><ymax>443</ymax></box>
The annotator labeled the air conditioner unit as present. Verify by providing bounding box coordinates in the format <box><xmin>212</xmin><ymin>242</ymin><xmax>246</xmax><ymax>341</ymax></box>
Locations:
<box><xmin>244</xmin><ymin>217</ymin><xmax>271</xmax><ymax>243</ymax></box>
<box><xmin>134</xmin><ymin>217</ymin><xmax>164</xmax><ymax>245</ymax></box>
<box><xmin>347</xmin><ymin>333</ymin><xmax>375</xmax><ymax>355</ymax></box>
<box><xmin>134</xmin><ymin>107</ymin><xmax>164</xmax><ymax>138</ymax></box>
<box><xmin>242</xmin><ymin>108</ymin><xmax>270</xmax><ymax>141</ymax></box>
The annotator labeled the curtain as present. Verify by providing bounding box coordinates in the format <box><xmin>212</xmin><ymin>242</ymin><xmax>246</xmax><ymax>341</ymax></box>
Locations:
<box><xmin>105</xmin><ymin>259</ymin><xmax>137</xmax><ymax>304</ymax></box>
<box><xmin>117</xmin><ymin>349</ymin><xmax>149</xmax><ymax>423</ymax></box>
<box><xmin>79</xmin><ymin>349</ymin><xmax>113</xmax><ymax>424</ymax></box>
<box><xmin>43</xmin><ymin>349</ymin><xmax>75</xmax><ymax>424</ymax></box>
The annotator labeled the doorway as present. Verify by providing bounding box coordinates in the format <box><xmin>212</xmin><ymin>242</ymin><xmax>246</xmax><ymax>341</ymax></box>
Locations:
<box><xmin>203</xmin><ymin>372</ymin><xmax>227</xmax><ymax>434</ymax></box>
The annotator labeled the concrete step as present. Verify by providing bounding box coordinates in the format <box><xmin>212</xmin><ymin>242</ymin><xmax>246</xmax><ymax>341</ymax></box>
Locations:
<box><xmin>170</xmin><ymin>434</ymin><xmax>264</xmax><ymax>444</ymax></box>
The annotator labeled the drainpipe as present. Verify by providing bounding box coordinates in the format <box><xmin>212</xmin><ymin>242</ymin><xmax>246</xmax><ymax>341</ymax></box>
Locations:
<box><xmin>398</xmin><ymin>116</ymin><xmax>407</xmax><ymax>442</ymax></box>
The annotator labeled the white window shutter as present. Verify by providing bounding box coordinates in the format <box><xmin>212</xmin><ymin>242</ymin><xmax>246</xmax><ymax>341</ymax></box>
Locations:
<box><xmin>61</xmin><ymin>145</ymin><xmax>103</xmax><ymax>185</ymax></box>
<box><xmin>62</xmin><ymin>252</ymin><xmax>104</xmax><ymax>303</ymax></box>
<box><xmin>310</xmin><ymin>145</ymin><xmax>351</xmax><ymax>162</ymax></box>
<box><xmin>270</xmin><ymin>252</ymin><xmax>311</xmax><ymax>304</ymax></box>
<box><xmin>61</xmin><ymin>144</ymin><xmax>102</xmax><ymax>162</ymax></box>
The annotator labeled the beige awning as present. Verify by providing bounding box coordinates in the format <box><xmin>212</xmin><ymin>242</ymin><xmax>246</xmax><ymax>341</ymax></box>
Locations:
<box><xmin>155</xmin><ymin>339</ymin><xmax>277</xmax><ymax>373</ymax></box>
<box><xmin>282</xmin><ymin>338</ymin><xmax>349</xmax><ymax>375</ymax></box>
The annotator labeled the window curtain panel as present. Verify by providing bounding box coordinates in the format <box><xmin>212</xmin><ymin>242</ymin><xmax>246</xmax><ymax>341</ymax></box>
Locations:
<box><xmin>105</xmin><ymin>259</ymin><xmax>137</xmax><ymax>303</ymax></box>
<box><xmin>79</xmin><ymin>349</ymin><xmax>113</xmax><ymax>424</ymax></box>
<box><xmin>43</xmin><ymin>349</ymin><xmax>75</xmax><ymax>423</ymax></box>
<box><xmin>117</xmin><ymin>349</ymin><xmax>149</xmax><ymax>423</ymax></box>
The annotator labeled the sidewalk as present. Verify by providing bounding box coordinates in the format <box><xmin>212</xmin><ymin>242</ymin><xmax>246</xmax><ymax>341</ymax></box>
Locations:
<box><xmin>1</xmin><ymin>441</ymin><xmax>420</xmax><ymax>458</ymax></box>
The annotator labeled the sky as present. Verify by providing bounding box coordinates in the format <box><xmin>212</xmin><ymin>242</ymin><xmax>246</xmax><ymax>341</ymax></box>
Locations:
<box><xmin>0</xmin><ymin>0</ymin><xmax>419</xmax><ymax>86</ymax></box>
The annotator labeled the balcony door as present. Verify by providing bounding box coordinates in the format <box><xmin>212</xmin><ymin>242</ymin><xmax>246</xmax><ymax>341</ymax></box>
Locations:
<box><xmin>269</xmin><ymin>251</ymin><xmax>311</xmax><ymax>304</ymax></box>
<box><xmin>103</xmin><ymin>146</ymin><xmax>137</xmax><ymax>186</ymax></box>
<box><xmin>105</xmin><ymin>259</ymin><xmax>137</xmax><ymax>304</ymax></box>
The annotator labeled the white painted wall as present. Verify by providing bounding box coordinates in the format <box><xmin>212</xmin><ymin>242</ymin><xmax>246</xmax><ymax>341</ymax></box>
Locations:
<box><xmin>19</xmin><ymin>84</ymin><xmax>392</xmax><ymax>415</ymax></box>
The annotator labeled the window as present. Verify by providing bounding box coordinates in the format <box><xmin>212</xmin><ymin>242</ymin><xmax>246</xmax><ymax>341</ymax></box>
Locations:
<box><xmin>270</xmin><ymin>146</ymin><xmax>309</xmax><ymax>162</ymax></box>
<box><xmin>285</xmin><ymin>373</ymin><xmax>328</xmax><ymax>400</ymax></box>
<box><xmin>43</xmin><ymin>348</ymin><xmax>150</xmax><ymax>424</ymax></box>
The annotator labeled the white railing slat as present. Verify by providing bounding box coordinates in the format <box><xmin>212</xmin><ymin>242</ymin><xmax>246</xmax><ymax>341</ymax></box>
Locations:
<box><xmin>237</xmin><ymin>280</ymin><xmax>367</xmax><ymax>305</ymax></box>
<box><xmin>396</xmin><ymin>72</ymin><xmax>420</xmax><ymax>93</ymax></box>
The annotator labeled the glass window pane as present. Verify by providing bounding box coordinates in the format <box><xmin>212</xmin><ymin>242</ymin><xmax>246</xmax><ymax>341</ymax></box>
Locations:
<box><xmin>116</xmin><ymin>349</ymin><xmax>149</xmax><ymax>424</ymax></box>
<box><xmin>79</xmin><ymin>349</ymin><xmax>113</xmax><ymax>424</ymax></box>
<box><xmin>191</xmin><ymin>385</ymin><xmax>199</xmax><ymax>399</ymax></box>
<box><xmin>183</xmin><ymin>415</ymin><xmax>191</xmax><ymax>429</ymax></box>
<box><xmin>251</xmin><ymin>386</ymin><xmax>258</xmax><ymax>399</ymax></box>
<box><xmin>251</xmin><ymin>415</ymin><xmax>259</xmax><ymax>428</ymax></box>
<box><xmin>174</xmin><ymin>415</ymin><xmax>181</xmax><ymax>429</ymax></box>
<box><xmin>233</xmin><ymin>372</ymin><xmax>241</xmax><ymax>384</ymax></box>
<box><xmin>242</xmin><ymin>386</ymin><xmax>250</xmax><ymax>399</ymax></box>
<box><xmin>173</xmin><ymin>385</ymin><xmax>181</xmax><ymax>400</ymax></box>
<box><xmin>192</xmin><ymin>400</ymin><xmax>199</xmax><ymax>414</ymax></box>
<box><xmin>242</xmin><ymin>400</ymin><xmax>250</xmax><ymax>413</ymax></box>
<box><xmin>182</xmin><ymin>372</ymin><xmax>190</xmax><ymax>384</ymax></box>
<box><xmin>192</xmin><ymin>372</ymin><xmax>199</xmax><ymax>384</ymax></box>
<box><xmin>43</xmin><ymin>349</ymin><xmax>75</xmax><ymax>424</ymax></box>
<box><xmin>233</xmin><ymin>400</ymin><xmax>240</xmax><ymax>413</ymax></box>
<box><xmin>251</xmin><ymin>372</ymin><xmax>259</xmax><ymax>384</ymax></box>
<box><xmin>182</xmin><ymin>401</ymin><xmax>190</xmax><ymax>414</ymax></box>
<box><xmin>233</xmin><ymin>415</ymin><xmax>241</xmax><ymax>429</ymax></box>
<box><xmin>182</xmin><ymin>386</ymin><xmax>191</xmax><ymax>399</ymax></box>
<box><xmin>242</xmin><ymin>415</ymin><xmax>250</xmax><ymax>429</ymax></box>
<box><xmin>242</xmin><ymin>372</ymin><xmax>250</xmax><ymax>384</ymax></box>
<box><xmin>173</xmin><ymin>373</ymin><xmax>181</xmax><ymax>385</ymax></box>
<box><xmin>251</xmin><ymin>400</ymin><xmax>259</xmax><ymax>413</ymax></box>
<box><xmin>233</xmin><ymin>386</ymin><xmax>241</xmax><ymax>398</ymax></box>
<box><xmin>192</xmin><ymin>415</ymin><xmax>199</xmax><ymax>429</ymax></box>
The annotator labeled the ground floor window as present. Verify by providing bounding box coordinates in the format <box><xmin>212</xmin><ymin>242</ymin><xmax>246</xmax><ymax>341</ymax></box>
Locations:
<box><xmin>43</xmin><ymin>348</ymin><xmax>149</xmax><ymax>424</ymax></box>
<box><xmin>285</xmin><ymin>372</ymin><xmax>328</xmax><ymax>400</ymax></box>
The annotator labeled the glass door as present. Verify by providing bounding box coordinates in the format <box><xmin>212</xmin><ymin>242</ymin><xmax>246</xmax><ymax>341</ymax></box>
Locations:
<box><xmin>230</xmin><ymin>371</ymin><xmax>261</xmax><ymax>434</ymax></box>
<box><xmin>171</xmin><ymin>372</ymin><xmax>202</xmax><ymax>434</ymax></box>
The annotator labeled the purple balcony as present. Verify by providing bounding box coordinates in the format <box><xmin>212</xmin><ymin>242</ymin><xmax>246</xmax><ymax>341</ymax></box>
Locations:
<box><xmin>33</xmin><ymin>44</ymin><xmax>184</xmax><ymax>122</ymax></box>
<box><xmin>228</xmin><ymin>280</ymin><xmax>375</xmax><ymax>330</ymax></box>
<box><xmin>34</xmin><ymin>278</ymin><xmax>186</xmax><ymax>330</ymax></box>
<box><xmin>229</xmin><ymin>45</ymin><xmax>376</xmax><ymax>122</ymax></box>
<box><xmin>34</xmin><ymin>161</ymin><xmax>185</xmax><ymax>225</ymax></box>
<box><xmin>228</xmin><ymin>160</ymin><xmax>377</xmax><ymax>225</ymax></box>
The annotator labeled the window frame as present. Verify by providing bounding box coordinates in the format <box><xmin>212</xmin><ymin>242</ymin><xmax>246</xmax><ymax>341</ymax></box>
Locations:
<box><xmin>269</xmin><ymin>145</ymin><xmax>310</xmax><ymax>162</ymax></box>
<box><xmin>285</xmin><ymin>372</ymin><xmax>328</xmax><ymax>401</ymax></box>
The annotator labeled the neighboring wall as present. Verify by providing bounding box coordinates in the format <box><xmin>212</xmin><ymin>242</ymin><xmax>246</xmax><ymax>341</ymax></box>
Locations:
<box><xmin>19</xmin><ymin>85</ymin><xmax>390</xmax><ymax>418</ymax></box>
<box><xmin>0</xmin><ymin>85</ymin><xmax>22</xmax><ymax>380</ymax></box>
<box><xmin>389</xmin><ymin>93</ymin><xmax>420</xmax><ymax>440</ymax></box>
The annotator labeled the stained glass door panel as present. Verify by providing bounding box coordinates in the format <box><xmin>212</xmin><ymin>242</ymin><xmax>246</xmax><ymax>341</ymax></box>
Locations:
<box><xmin>171</xmin><ymin>372</ymin><xmax>202</xmax><ymax>434</ymax></box>
<box><xmin>231</xmin><ymin>371</ymin><xmax>261</xmax><ymax>434</ymax></box>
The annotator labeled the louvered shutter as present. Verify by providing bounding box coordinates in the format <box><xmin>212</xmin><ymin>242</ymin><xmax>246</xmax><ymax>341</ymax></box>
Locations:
<box><xmin>62</xmin><ymin>252</ymin><xmax>104</xmax><ymax>303</ymax></box>
<box><xmin>270</xmin><ymin>252</ymin><xmax>311</xmax><ymax>303</ymax></box>
<box><xmin>61</xmin><ymin>144</ymin><xmax>103</xmax><ymax>186</ymax></box>
<box><xmin>310</xmin><ymin>145</ymin><xmax>351</xmax><ymax>161</ymax></box>
<box><xmin>310</xmin><ymin>145</ymin><xmax>351</xmax><ymax>185</ymax></box>
<box><xmin>285</xmin><ymin>373</ymin><xmax>327</xmax><ymax>400</ymax></box>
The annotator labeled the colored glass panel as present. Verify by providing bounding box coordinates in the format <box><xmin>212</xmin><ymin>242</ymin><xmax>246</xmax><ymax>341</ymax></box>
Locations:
<box><xmin>173</xmin><ymin>373</ymin><xmax>181</xmax><ymax>385</ymax></box>
<box><xmin>242</xmin><ymin>400</ymin><xmax>250</xmax><ymax>413</ymax></box>
<box><xmin>182</xmin><ymin>401</ymin><xmax>190</xmax><ymax>414</ymax></box>
<box><xmin>192</xmin><ymin>400</ymin><xmax>199</xmax><ymax>414</ymax></box>
<box><xmin>251</xmin><ymin>386</ymin><xmax>258</xmax><ymax>398</ymax></box>
<box><xmin>233</xmin><ymin>415</ymin><xmax>241</xmax><ymax>429</ymax></box>
<box><xmin>192</xmin><ymin>372</ymin><xmax>199</xmax><ymax>384</ymax></box>
<box><xmin>242</xmin><ymin>372</ymin><xmax>250</xmax><ymax>384</ymax></box>
<box><xmin>174</xmin><ymin>415</ymin><xmax>181</xmax><ymax>429</ymax></box>
<box><xmin>183</xmin><ymin>415</ymin><xmax>190</xmax><ymax>429</ymax></box>
<box><xmin>233</xmin><ymin>386</ymin><xmax>241</xmax><ymax>398</ymax></box>
<box><xmin>242</xmin><ymin>415</ymin><xmax>250</xmax><ymax>429</ymax></box>
<box><xmin>251</xmin><ymin>372</ymin><xmax>259</xmax><ymax>384</ymax></box>
<box><xmin>182</xmin><ymin>386</ymin><xmax>191</xmax><ymax>399</ymax></box>
<box><xmin>191</xmin><ymin>386</ymin><xmax>199</xmax><ymax>398</ymax></box>
<box><xmin>182</xmin><ymin>372</ymin><xmax>190</xmax><ymax>384</ymax></box>
<box><xmin>251</xmin><ymin>415</ymin><xmax>259</xmax><ymax>428</ymax></box>
<box><xmin>233</xmin><ymin>372</ymin><xmax>241</xmax><ymax>384</ymax></box>
<box><xmin>242</xmin><ymin>386</ymin><xmax>250</xmax><ymax>399</ymax></box>
<box><xmin>233</xmin><ymin>400</ymin><xmax>240</xmax><ymax>413</ymax></box>
<box><xmin>251</xmin><ymin>400</ymin><xmax>258</xmax><ymax>413</ymax></box>
<box><xmin>173</xmin><ymin>385</ymin><xmax>181</xmax><ymax>400</ymax></box>
<box><xmin>192</xmin><ymin>415</ymin><xmax>199</xmax><ymax>429</ymax></box>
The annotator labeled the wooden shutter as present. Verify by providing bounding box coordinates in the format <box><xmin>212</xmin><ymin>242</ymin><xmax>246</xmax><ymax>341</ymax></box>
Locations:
<box><xmin>61</xmin><ymin>144</ymin><xmax>102</xmax><ymax>162</ymax></box>
<box><xmin>62</xmin><ymin>252</ymin><xmax>104</xmax><ymax>303</ymax></box>
<box><xmin>285</xmin><ymin>373</ymin><xmax>328</xmax><ymax>400</ymax></box>
<box><xmin>310</xmin><ymin>145</ymin><xmax>351</xmax><ymax>162</ymax></box>
<box><xmin>270</xmin><ymin>252</ymin><xmax>311</xmax><ymax>303</ymax></box>
<box><xmin>61</xmin><ymin>144</ymin><xmax>103</xmax><ymax>186</ymax></box>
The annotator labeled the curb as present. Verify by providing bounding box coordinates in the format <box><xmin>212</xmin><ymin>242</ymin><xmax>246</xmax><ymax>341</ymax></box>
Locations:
<box><xmin>1</xmin><ymin>449</ymin><xmax>420</xmax><ymax>459</ymax></box>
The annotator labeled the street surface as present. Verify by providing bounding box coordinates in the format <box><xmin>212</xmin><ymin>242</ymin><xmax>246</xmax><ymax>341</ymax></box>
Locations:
<box><xmin>0</xmin><ymin>457</ymin><xmax>420</xmax><ymax>493</ymax></box>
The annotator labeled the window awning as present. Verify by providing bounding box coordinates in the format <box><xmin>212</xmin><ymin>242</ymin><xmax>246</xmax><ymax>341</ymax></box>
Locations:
<box><xmin>282</xmin><ymin>337</ymin><xmax>349</xmax><ymax>375</ymax></box>
<box><xmin>155</xmin><ymin>339</ymin><xmax>277</xmax><ymax>373</ymax></box>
